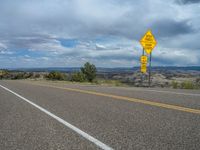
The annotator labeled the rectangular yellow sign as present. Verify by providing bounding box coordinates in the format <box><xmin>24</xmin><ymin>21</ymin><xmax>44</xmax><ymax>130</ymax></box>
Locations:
<box><xmin>141</xmin><ymin>63</ymin><xmax>147</xmax><ymax>73</ymax></box>
<box><xmin>140</xmin><ymin>55</ymin><xmax>148</xmax><ymax>64</ymax></box>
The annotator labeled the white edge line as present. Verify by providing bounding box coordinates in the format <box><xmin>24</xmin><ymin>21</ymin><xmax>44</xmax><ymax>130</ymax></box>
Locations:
<box><xmin>0</xmin><ymin>84</ymin><xmax>113</xmax><ymax>150</ymax></box>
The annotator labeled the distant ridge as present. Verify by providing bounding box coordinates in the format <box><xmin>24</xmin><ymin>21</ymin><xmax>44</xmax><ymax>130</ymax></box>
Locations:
<box><xmin>2</xmin><ymin>66</ymin><xmax>200</xmax><ymax>73</ymax></box>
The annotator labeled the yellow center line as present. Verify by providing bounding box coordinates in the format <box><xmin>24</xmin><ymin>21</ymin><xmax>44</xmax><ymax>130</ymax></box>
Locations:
<box><xmin>23</xmin><ymin>81</ymin><xmax>200</xmax><ymax>115</ymax></box>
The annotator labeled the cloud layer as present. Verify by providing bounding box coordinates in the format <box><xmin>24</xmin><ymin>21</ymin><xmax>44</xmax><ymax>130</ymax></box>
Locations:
<box><xmin>0</xmin><ymin>0</ymin><xmax>200</xmax><ymax>68</ymax></box>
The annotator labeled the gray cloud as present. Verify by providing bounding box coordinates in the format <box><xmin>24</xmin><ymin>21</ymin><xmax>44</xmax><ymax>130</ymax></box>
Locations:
<box><xmin>0</xmin><ymin>0</ymin><xmax>197</xmax><ymax>40</ymax></box>
<box><xmin>151</xmin><ymin>19</ymin><xmax>194</xmax><ymax>38</ymax></box>
<box><xmin>176</xmin><ymin>0</ymin><xmax>200</xmax><ymax>4</ymax></box>
<box><xmin>5</xmin><ymin>34</ymin><xmax>56</xmax><ymax>50</ymax></box>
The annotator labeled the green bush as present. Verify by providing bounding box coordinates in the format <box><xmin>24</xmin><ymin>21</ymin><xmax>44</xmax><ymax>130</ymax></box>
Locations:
<box><xmin>13</xmin><ymin>73</ymin><xmax>25</xmax><ymax>79</ymax></box>
<box><xmin>34</xmin><ymin>74</ymin><xmax>41</xmax><ymax>78</ymax></box>
<box><xmin>180</xmin><ymin>81</ymin><xmax>196</xmax><ymax>89</ymax></box>
<box><xmin>0</xmin><ymin>70</ymin><xmax>9</xmax><ymax>79</ymax></box>
<box><xmin>196</xmin><ymin>78</ymin><xmax>200</xmax><ymax>88</ymax></box>
<box><xmin>81</xmin><ymin>62</ymin><xmax>97</xmax><ymax>82</ymax></box>
<box><xmin>46</xmin><ymin>71</ymin><xmax>67</xmax><ymax>80</ymax></box>
<box><xmin>71</xmin><ymin>72</ymin><xmax>86</xmax><ymax>82</ymax></box>
<box><xmin>172</xmin><ymin>81</ymin><xmax>178</xmax><ymax>89</ymax></box>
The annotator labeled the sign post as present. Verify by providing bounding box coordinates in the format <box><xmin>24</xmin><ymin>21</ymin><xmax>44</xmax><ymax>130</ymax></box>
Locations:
<box><xmin>148</xmin><ymin>52</ymin><xmax>152</xmax><ymax>87</ymax></box>
<box><xmin>140</xmin><ymin>30</ymin><xmax>157</xmax><ymax>87</ymax></box>
<box><xmin>140</xmin><ymin>48</ymin><xmax>145</xmax><ymax>86</ymax></box>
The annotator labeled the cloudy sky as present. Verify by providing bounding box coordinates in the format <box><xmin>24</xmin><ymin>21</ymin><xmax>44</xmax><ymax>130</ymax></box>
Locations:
<box><xmin>0</xmin><ymin>0</ymin><xmax>200</xmax><ymax>68</ymax></box>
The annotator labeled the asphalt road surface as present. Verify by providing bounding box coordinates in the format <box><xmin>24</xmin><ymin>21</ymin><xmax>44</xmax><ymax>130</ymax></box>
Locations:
<box><xmin>0</xmin><ymin>80</ymin><xmax>200</xmax><ymax>150</ymax></box>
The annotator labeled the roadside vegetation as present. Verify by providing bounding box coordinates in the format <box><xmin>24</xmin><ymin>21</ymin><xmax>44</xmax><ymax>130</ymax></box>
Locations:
<box><xmin>46</xmin><ymin>62</ymin><xmax>97</xmax><ymax>83</ymax></box>
<box><xmin>1</xmin><ymin>63</ymin><xmax>200</xmax><ymax>90</ymax></box>
<box><xmin>45</xmin><ymin>71</ymin><xmax>67</xmax><ymax>81</ymax></box>
<box><xmin>0</xmin><ymin>69</ymin><xmax>41</xmax><ymax>80</ymax></box>
<box><xmin>71</xmin><ymin>72</ymin><xmax>86</xmax><ymax>82</ymax></box>
<box><xmin>80</xmin><ymin>62</ymin><xmax>97</xmax><ymax>82</ymax></box>
<box><xmin>171</xmin><ymin>80</ymin><xmax>200</xmax><ymax>89</ymax></box>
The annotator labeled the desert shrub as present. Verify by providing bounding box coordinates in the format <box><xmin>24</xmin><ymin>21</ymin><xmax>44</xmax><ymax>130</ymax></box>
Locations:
<box><xmin>0</xmin><ymin>70</ymin><xmax>9</xmax><ymax>79</ymax></box>
<box><xmin>46</xmin><ymin>71</ymin><xmax>67</xmax><ymax>80</ymax></box>
<box><xmin>34</xmin><ymin>74</ymin><xmax>41</xmax><ymax>78</ymax></box>
<box><xmin>196</xmin><ymin>78</ymin><xmax>200</xmax><ymax>83</ymax></box>
<box><xmin>196</xmin><ymin>78</ymin><xmax>200</xmax><ymax>88</ymax></box>
<box><xmin>81</xmin><ymin>62</ymin><xmax>97</xmax><ymax>82</ymax></box>
<box><xmin>12</xmin><ymin>73</ymin><xmax>26</xmax><ymax>79</ymax></box>
<box><xmin>172</xmin><ymin>81</ymin><xmax>178</xmax><ymax>89</ymax></box>
<box><xmin>96</xmin><ymin>79</ymin><xmax>123</xmax><ymax>86</ymax></box>
<box><xmin>180</xmin><ymin>81</ymin><xmax>195</xmax><ymax>89</ymax></box>
<box><xmin>71</xmin><ymin>72</ymin><xmax>86</xmax><ymax>82</ymax></box>
<box><xmin>24</xmin><ymin>72</ymin><xmax>34</xmax><ymax>78</ymax></box>
<box><xmin>114</xmin><ymin>80</ymin><xmax>123</xmax><ymax>86</ymax></box>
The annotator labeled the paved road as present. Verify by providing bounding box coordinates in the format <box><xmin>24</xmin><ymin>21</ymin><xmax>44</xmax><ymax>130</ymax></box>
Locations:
<box><xmin>0</xmin><ymin>80</ymin><xmax>200</xmax><ymax>150</ymax></box>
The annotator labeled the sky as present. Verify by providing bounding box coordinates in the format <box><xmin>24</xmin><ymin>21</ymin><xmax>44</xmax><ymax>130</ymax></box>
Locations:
<box><xmin>0</xmin><ymin>0</ymin><xmax>200</xmax><ymax>68</ymax></box>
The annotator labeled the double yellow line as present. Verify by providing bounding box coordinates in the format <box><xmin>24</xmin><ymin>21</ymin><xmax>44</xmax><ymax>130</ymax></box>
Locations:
<box><xmin>25</xmin><ymin>81</ymin><xmax>200</xmax><ymax>115</ymax></box>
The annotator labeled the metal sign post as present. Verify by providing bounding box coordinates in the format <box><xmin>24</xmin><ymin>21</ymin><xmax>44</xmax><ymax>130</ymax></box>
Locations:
<box><xmin>148</xmin><ymin>52</ymin><xmax>152</xmax><ymax>87</ymax></box>
<box><xmin>141</xmin><ymin>48</ymin><xmax>144</xmax><ymax>86</ymax></box>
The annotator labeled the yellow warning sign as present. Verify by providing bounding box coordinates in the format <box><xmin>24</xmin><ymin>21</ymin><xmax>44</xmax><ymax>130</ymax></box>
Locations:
<box><xmin>140</xmin><ymin>30</ymin><xmax>157</xmax><ymax>54</ymax></box>
<box><xmin>140</xmin><ymin>55</ymin><xmax>148</xmax><ymax>64</ymax></box>
<box><xmin>141</xmin><ymin>63</ymin><xmax>147</xmax><ymax>73</ymax></box>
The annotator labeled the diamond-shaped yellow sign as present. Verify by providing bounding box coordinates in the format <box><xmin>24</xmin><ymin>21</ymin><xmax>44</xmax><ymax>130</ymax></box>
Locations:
<box><xmin>140</xmin><ymin>30</ymin><xmax>157</xmax><ymax>54</ymax></box>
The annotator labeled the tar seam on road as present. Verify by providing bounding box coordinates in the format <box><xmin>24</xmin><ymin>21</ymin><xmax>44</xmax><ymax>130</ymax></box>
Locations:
<box><xmin>26</xmin><ymin>82</ymin><xmax>200</xmax><ymax>115</ymax></box>
<box><xmin>0</xmin><ymin>84</ymin><xmax>114</xmax><ymax>150</ymax></box>
<box><xmin>129</xmin><ymin>88</ymin><xmax>200</xmax><ymax>97</ymax></box>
